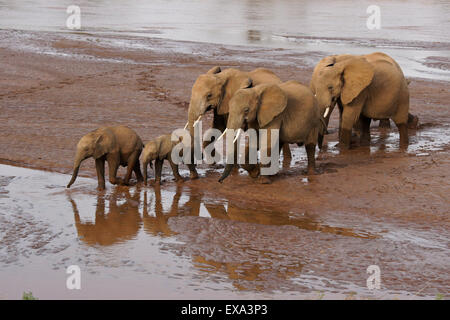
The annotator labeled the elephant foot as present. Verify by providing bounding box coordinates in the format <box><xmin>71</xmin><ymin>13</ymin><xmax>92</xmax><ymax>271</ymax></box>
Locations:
<box><xmin>248</xmin><ymin>167</ymin><xmax>260</xmax><ymax>179</ymax></box>
<box><xmin>97</xmin><ymin>185</ymin><xmax>106</xmax><ymax>191</ymax></box>
<box><xmin>256</xmin><ymin>176</ymin><xmax>272</xmax><ymax>184</ymax></box>
<box><xmin>338</xmin><ymin>129</ymin><xmax>352</xmax><ymax>151</ymax></box>
<box><xmin>189</xmin><ymin>172</ymin><xmax>199</xmax><ymax>180</ymax></box>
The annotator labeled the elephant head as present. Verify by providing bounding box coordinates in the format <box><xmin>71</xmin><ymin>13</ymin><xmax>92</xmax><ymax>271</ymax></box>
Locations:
<box><xmin>219</xmin><ymin>81</ymin><xmax>288</xmax><ymax>182</ymax></box>
<box><xmin>310</xmin><ymin>55</ymin><xmax>374</xmax><ymax>126</ymax></box>
<box><xmin>187</xmin><ymin>66</ymin><xmax>225</xmax><ymax>135</ymax></box>
<box><xmin>67</xmin><ymin>129</ymin><xmax>114</xmax><ymax>188</ymax></box>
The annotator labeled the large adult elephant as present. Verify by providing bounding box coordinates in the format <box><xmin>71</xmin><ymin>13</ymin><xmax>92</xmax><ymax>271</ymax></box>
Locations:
<box><xmin>185</xmin><ymin>66</ymin><xmax>289</xmax><ymax>178</ymax></box>
<box><xmin>310</xmin><ymin>52</ymin><xmax>416</xmax><ymax>149</ymax></box>
<box><xmin>219</xmin><ymin>80</ymin><xmax>325</xmax><ymax>184</ymax></box>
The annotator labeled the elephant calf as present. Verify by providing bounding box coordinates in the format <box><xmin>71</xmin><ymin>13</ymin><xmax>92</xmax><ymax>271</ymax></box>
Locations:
<box><xmin>67</xmin><ymin>126</ymin><xmax>144</xmax><ymax>190</ymax></box>
<box><xmin>141</xmin><ymin>134</ymin><xmax>183</xmax><ymax>185</ymax></box>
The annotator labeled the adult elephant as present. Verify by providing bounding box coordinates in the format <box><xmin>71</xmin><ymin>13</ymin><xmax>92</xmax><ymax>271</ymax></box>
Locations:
<box><xmin>310</xmin><ymin>52</ymin><xmax>416</xmax><ymax>149</ymax></box>
<box><xmin>219</xmin><ymin>80</ymin><xmax>325</xmax><ymax>184</ymax></box>
<box><xmin>185</xmin><ymin>66</ymin><xmax>290</xmax><ymax>178</ymax></box>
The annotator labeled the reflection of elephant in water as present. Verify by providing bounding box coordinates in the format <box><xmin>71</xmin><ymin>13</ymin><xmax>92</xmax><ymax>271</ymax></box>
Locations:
<box><xmin>219</xmin><ymin>80</ymin><xmax>325</xmax><ymax>183</ymax></box>
<box><xmin>310</xmin><ymin>52</ymin><xmax>417</xmax><ymax>149</ymax></box>
<box><xmin>142</xmin><ymin>185</ymin><xmax>201</xmax><ymax>237</ymax></box>
<box><xmin>67</xmin><ymin>126</ymin><xmax>143</xmax><ymax>190</ymax></box>
<box><xmin>69</xmin><ymin>188</ymin><xmax>141</xmax><ymax>246</ymax></box>
<box><xmin>185</xmin><ymin>66</ymin><xmax>291</xmax><ymax>178</ymax></box>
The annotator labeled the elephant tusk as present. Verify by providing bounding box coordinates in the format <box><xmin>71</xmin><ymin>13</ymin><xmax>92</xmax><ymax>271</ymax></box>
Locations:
<box><xmin>184</xmin><ymin>122</ymin><xmax>188</xmax><ymax>130</ymax></box>
<box><xmin>216</xmin><ymin>128</ymin><xmax>227</xmax><ymax>142</ymax></box>
<box><xmin>193</xmin><ymin>115</ymin><xmax>202</xmax><ymax>127</ymax></box>
<box><xmin>233</xmin><ymin>128</ymin><xmax>241</xmax><ymax>144</ymax></box>
<box><xmin>323</xmin><ymin>107</ymin><xmax>330</xmax><ymax>118</ymax></box>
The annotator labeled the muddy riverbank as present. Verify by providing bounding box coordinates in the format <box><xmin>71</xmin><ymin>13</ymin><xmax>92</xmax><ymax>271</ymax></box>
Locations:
<box><xmin>0</xmin><ymin>29</ymin><xmax>449</xmax><ymax>299</ymax></box>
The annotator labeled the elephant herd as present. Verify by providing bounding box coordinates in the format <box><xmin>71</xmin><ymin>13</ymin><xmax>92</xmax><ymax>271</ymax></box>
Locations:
<box><xmin>67</xmin><ymin>52</ymin><xmax>417</xmax><ymax>190</ymax></box>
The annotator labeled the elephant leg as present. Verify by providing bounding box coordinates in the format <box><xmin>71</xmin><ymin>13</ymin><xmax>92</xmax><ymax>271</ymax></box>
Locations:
<box><xmin>187</xmin><ymin>164</ymin><xmax>199</xmax><ymax>179</ymax></box>
<box><xmin>282</xmin><ymin>143</ymin><xmax>292</xmax><ymax>161</ymax></box>
<box><xmin>339</xmin><ymin>103</ymin><xmax>363</xmax><ymax>149</ymax></box>
<box><xmin>168</xmin><ymin>158</ymin><xmax>182</xmax><ymax>182</ymax></box>
<box><xmin>338</xmin><ymin>102</ymin><xmax>343</xmax><ymax>140</ymax></box>
<box><xmin>154</xmin><ymin>158</ymin><xmax>164</xmax><ymax>185</ymax></box>
<box><xmin>305</xmin><ymin>143</ymin><xmax>316</xmax><ymax>175</ymax></box>
<box><xmin>379</xmin><ymin>119</ymin><xmax>391</xmax><ymax>128</ymax></box>
<box><xmin>395</xmin><ymin>122</ymin><xmax>409</xmax><ymax>149</ymax></box>
<box><xmin>107</xmin><ymin>156</ymin><xmax>120</xmax><ymax>185</ymax></box>
<box><xmin>124</xmin><ymin>150</ymin><xmax>140</xmax><ymax>185</ymax></box>
<box><xmin>95</xmin><ymin>158</ymin><xmax>106</xmax><ymax>190</ymax></box>
<box><xmin>360</xmin><ymin>115</ymin><xmax>372</xmax><ymax>146</ymax></box>
<box><xmin>392</xmin><ymin>94</ymin><xmax>409</xmax><ymax>149</ymax></box>
<box><xmin>241</xmin><ymin>134</ymin><xmax>259</xmax><ymax>178</ymax></box>
<box><xmin>256</xmin><ymin>131</ymin><xmax>277</xmax><ymax>184</ymax></box>
<box><xmin>133</xmin><ymin>159</ymin><xmax>144</xmax><ymax>182</ymax></box>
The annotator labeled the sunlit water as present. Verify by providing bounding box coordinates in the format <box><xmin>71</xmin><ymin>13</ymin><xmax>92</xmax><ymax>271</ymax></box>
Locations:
<box><xmin>0</xmin><ymin>0</ymin><xmax>449</xmax><ymax>80</ymax></box>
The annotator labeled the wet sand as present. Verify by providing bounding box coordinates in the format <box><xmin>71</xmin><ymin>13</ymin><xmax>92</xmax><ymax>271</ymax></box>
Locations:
<box><xmin>0</xmin><ymin>29</ymin><xmax>449</xmax><ymax>299</ymax></box>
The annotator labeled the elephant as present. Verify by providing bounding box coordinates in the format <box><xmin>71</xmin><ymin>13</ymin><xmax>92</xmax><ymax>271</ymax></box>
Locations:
<box><xmin>67</xmin><ymin>125</ymin><xmax>143</xmax><ymax>190</ymax></box>
<box><xmin>185</xmin><ymin>66</ymin><xmax>291</xmax><ymax>178</ymax></box>
<box><xmin>141</xmin><ymin>134</ymin><xmax>183</xmax><ymax>185</ymax></box>
<box><xmin>219</xmin><ymin>79</ymin><xmax>325</xmax><ymax>183</ymax></box>
<box><xmin>310</xmin><ymin>52</ymin><xmax>415</xmax><ymax>149</ymax></box>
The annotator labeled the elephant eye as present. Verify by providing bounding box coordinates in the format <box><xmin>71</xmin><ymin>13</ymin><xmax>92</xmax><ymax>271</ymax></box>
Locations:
<box><xmin>328</xmin><ymin>85</ymin><xmax>333</xmax><ymax>91</ymax></box>
<box><xmin>207</xmin><ymin>93</ymin><xmax>213</xmax><ymax>99</ymax></box>
<box><xmin>244</xmin><ymin>107</ymin><xmax>250</xmax><ymax>114</ymax></box>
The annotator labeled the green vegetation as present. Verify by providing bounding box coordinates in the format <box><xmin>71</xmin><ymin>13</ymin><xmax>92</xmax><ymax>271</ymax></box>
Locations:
<box><xmin>22</xmin><ymin>291</ymin><xmax>38</xmax><ymax>300</ymax></box>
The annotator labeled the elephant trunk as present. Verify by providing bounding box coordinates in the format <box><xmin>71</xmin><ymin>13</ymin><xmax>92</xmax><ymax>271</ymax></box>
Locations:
<box><xmin>218</xmin><ymin>163</ymin><xmax>234</xmax><ymax>183</ymax></box>
<box><xmin>67</xmin><ymin>155</ymin><xmax>83</xmax><ymax>188</ymax></box>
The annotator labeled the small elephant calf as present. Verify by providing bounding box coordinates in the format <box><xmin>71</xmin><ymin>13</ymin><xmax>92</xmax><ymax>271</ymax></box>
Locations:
<box><xmin>67</xmin><ymin>125</ymin><xmax>144</xmax><ymax>190</ymax></box>
<box><xmin>141</xmin><ymin>134</ymin><xmax>183</xmax><ymax>185</ymax></box>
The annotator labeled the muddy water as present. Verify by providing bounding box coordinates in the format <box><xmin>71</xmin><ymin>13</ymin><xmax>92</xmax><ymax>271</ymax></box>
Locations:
<box><xmin>0</xmin><ymin>0</ymin><xmax>449</xmax><ymax>80</ymax></box>
<box><xmin>1</xmin><ymin>124</ymin><xmax>449</xmax><ymax>299</ymax></box>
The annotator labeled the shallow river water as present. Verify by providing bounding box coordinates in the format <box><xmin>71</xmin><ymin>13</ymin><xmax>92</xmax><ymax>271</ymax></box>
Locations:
<box><xmin>0</xmin><ymin>0</ymin><xmax>449</xmax><ymax>80</ymax></box>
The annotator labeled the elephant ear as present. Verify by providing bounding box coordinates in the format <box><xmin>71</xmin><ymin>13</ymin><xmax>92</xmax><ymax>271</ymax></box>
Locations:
<box><xmin>240</xmin><ymin>78</ymin><xmax>253</xmax><ymax>89</ymax></box>
<box><xmin>93</xmin><ymin>134</ymin><xmax>109</xmax><ymax>159</ymax></box>
<box><xmin>257</xmin><ymin>84</ymin><xmax>288</xmax><ymax>128</ymax></box>
<box><xmin>207</xmin><ymin>66</ymin><xmax>221</xmax><ymax>74</ymax></box>
<box><xmin>340</xmin><ymin>58</ymin><xmax>374</xmax><ymax>105</ymax></box>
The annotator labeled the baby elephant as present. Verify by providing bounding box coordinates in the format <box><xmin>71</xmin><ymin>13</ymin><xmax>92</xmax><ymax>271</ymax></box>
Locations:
<box><xmin>142</xmin><ymin>134</ymin><xmax>183</xmax><ymax>185</ymax></box>
<box><xmin>67</xmin><ymin>125</ymin><xmax>143</xmax><ymax>190</ymax></box>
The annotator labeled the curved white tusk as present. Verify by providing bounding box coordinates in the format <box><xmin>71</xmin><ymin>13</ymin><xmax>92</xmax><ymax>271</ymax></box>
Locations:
<box><xmin>323</xmin><ymin>107</ymin><xmax>330</xmax><ymax>118</ymax></box>
<box><xmin>233</xmin><ymin>128</ymin><xmax>241</xmax><ymax>144</ymax></box>
<box><xmin>193</xmin><ymin>115</ymin><xmax>202</xmax><ymax>127</ymax></box>
<box><xmin>184</xmin><ymin>122</ymin><xmax>188</xmax><ymax>130</ymax></box>
<box><xmin>216</xmin><ymin>128</ymin><xmax>227</xmax><ymax>142</ymax></box>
